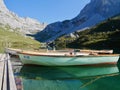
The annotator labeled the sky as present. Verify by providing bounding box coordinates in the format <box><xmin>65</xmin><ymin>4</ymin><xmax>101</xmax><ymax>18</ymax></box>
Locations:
<box><xmin>4</xmin><ymin>0</ymin><xmax>90</xmax><ymax>24</ymax></box>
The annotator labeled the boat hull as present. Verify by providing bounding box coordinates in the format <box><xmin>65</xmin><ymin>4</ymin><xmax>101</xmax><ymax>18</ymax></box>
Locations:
<box><xmin>18</xmin><ymin>54</ymin><xmax>119</xmax><ymax>66</ymax></box>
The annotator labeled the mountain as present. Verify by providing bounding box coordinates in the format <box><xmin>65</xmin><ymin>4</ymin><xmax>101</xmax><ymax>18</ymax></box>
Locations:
<box><xmin>35</xmin><ymin>0</ymin><xmax>120</xmax><ymax>42</ymax></box>
<box><xmin>0</xmin><ymin>0</ymin><xmax>46</xmax><ymax>34</ymax></box>
<box><xmin>66</xmin><ymin>14</ymin><xmax>120</xmax><ymax>52</ymax></box>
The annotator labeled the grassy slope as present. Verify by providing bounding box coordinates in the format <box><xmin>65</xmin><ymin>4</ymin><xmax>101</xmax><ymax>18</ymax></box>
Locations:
<box><xmin>0</xmin><ymin>27</ymin><xmax>40</xmax><ymax>52</ymax></box>
<box><xmin>68</xmin><ymin>16</ymin><xmax>120</xmax><ymax>52</ymax></box>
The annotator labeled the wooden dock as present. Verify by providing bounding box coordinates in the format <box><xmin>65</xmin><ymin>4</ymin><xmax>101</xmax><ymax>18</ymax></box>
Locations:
<box><xmin>0</xmin><ymin>54</ymin><xmax>17</xmax><ymax>90</ymax></box>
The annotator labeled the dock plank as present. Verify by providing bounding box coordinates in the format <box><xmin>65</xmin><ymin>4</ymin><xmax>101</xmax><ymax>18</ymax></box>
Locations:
<box><xmin>7</xmin><ymin>54</ymin><xmax>17</xmax><ymax>90</ymax></box>
<box><xmin>0</xmin><ymin>54</ymin><xmax>6</xmax><ymax>90</ymax></box>
<box><xmin>0</xmin><ymin>54</ymin><xmax>17</xmax><ymax>90</ymax></box>
<box><xmin>3</xmin><ymin>59</ymin><xmax>7</xmax><ymax>90</ymax></box>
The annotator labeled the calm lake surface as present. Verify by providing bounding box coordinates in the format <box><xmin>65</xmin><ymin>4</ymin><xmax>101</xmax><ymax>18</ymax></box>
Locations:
<box><xmin>11</xmin><ymin>57</ymin><xmax>120</xmax><ymax>90</ymax></box>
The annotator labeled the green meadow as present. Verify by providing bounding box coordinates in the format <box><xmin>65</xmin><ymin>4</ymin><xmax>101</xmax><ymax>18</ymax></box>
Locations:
<box><xmin>0</xmin><ymin>26</ymin><xmax>40</xmax><ymax>53</ymax></box>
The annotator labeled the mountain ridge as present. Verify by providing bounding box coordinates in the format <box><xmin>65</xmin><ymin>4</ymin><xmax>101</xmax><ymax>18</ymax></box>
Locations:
<box><xmin>35</xmin><ymin>0</ymin><xmax>120</xmax><ymax>42</ymax></box>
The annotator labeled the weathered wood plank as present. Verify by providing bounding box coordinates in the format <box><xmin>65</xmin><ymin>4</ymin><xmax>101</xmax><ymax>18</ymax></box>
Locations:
<box><xmin>7</xmin><ymin>54</ymin><xmax>17</xmax><ymax>90</ymax></box>
<box><xmin>0</xmin><ymin>54</ymin><xmax>17</xmax><ymax>90</ymax></box>
<box><xmin>0</xmin><ymin>54</ymin><xmax>6</xmax><ymax>90</ymax></box>
<box><xmin>3</xmin><ymin>59</ymin><xmax>7</xmax><ymax>90</ymax></box>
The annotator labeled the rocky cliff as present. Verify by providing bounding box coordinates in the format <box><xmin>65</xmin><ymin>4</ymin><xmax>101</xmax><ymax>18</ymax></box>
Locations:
<box><xmin>35</xmin><ymin>0</ymin><xmax>120</xmax><ymax>42</ymax></box>
<box><xmin>0</xmin><ymin>0</ymin><xmax>46</xmax><ymax>34</ymax></box>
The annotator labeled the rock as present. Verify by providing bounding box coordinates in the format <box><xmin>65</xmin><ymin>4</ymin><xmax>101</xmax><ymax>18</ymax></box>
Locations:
<box><xmin>0</xmin><ymin>0</ymin><xmax>47</xmax><ymax>34</ymax></box>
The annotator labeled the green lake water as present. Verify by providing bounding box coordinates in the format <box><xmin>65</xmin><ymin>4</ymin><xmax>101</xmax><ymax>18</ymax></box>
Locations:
<box><xmin>11</xmin><ymin>57</ymin><xmax>120</xmax><ymax>90</ymax></box>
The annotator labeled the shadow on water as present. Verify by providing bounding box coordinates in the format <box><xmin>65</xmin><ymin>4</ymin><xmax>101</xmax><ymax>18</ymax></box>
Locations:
<box><xmin>18</xmin><ymin>65</ymin><xmax>120</xmax><ymax>90</ymax></box>
<box><xmin>117</xmin><ymin>57</ymin><xmax>120</xmax><ymax>70</ymax></box>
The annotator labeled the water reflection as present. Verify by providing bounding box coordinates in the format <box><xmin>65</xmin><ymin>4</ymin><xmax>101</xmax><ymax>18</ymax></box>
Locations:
<box><xmin>20</xmin><ymin>65</ymin><xmax>119</xmax><ymax>79</ymax></box>
<box><xmin>19</xmin><ymin>65</ymin><xmax>119</xmax><ymax>90</ymax></box>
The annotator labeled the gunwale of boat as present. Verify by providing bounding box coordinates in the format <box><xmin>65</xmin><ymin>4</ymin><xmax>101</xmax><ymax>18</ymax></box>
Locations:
<box><xmin>18</xmin><ymin>50</ymin><xmax>119</xmax><ymax>57</ymax></box>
